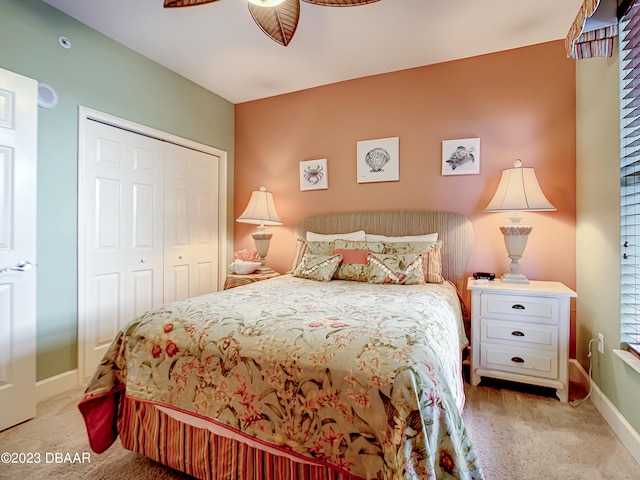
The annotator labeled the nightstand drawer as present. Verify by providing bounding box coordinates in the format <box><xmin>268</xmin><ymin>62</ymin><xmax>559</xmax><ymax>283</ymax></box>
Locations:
<box><xmin>481</xmin><ymin>293</ymin><xmax>558</xmax><ymax>325</ymax></box>
<box><xmin>480</xmin><ymin>344</ymin><xmax>558</xmax><ymax>380</ymax></box>
<box><xmin>481</xmin><ymin>319</ymin><xmax>558</xmax><ymax>350</ymax></box>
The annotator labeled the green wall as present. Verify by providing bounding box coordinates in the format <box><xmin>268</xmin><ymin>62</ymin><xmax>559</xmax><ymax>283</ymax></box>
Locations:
<box><xmin>576</xmin><ymin>46</ymin><xmax>640</xmax><ymax>432</ymax></box>
<box><xmin>0</xmin><ymin>0</ymin><xmax>235</xmax><ymax>381</ymax></box>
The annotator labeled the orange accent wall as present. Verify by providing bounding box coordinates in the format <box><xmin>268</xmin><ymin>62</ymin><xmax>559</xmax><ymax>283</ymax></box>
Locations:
<box><xmin>234</xmin><ymin>40</ymin><xmax>576</xmax><ymax>350</ymax></box>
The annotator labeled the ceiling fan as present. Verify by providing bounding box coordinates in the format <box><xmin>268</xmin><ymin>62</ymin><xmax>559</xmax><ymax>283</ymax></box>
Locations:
<box><xmin>164</xmin><ymin>0</ymin><xmax>380</xmax><ymax>47</ymax></box>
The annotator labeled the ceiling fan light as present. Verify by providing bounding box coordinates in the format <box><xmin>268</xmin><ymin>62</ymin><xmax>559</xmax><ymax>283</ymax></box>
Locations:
<box><xmin>248</xmin><ymin>0</ymin><xmax>286</xmax><ymax>7</ymax></box>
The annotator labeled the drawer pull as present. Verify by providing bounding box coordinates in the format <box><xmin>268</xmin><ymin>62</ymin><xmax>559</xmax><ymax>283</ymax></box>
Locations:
<box><xmin>511</xmin><ymin>330</ymin><xmax>525</xmax><ymax>337</ymax></box>
<box><xmin>511</xmin><ymin>356</ymin><xmax>525</xmax><ymax>363</ymax></box>
<box><xmin>512</xmin><ymin>304</ymin><xmax>525</xmax><ymax>310</ymax></box>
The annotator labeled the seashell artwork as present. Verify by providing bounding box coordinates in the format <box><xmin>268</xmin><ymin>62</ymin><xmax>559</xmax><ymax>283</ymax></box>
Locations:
<box><xmin>365</xmin><ymin>148</ymin><xmax>390</xmax><ymax>172</ymax></box>
<box><xmin>356</xmin><ymin>137</ymin><xmax>399</xmax><ymax>183</ymax></box>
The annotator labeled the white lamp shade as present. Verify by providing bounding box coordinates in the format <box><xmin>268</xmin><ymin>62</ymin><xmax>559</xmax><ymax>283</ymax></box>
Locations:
<box><xmin>236</xmin><ymin>186</ymin><xmax>283</xmax><ymax>227</ymax></box>
<box><xmin>485</xmin><ymin>160</ymin><xmax>556</xmax><ymax>212</ymax></box>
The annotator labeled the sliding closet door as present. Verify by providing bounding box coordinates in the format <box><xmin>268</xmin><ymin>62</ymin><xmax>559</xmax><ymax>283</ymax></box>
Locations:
<box><xmin>164</xmin><ymin>143</ymin><xmax>219</xmax><ymax>303</ymax></box>
<box><xmin>81</xmin><ymin>120</ymin><xmax>165</xmax><ymax>376</ymax></box>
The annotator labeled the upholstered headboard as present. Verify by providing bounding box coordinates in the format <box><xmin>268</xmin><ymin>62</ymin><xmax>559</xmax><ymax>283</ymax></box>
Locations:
<box><xmin>296</xmin><ymin>210</ymin><xmax>473</xmax><ymax>292</ymax></box>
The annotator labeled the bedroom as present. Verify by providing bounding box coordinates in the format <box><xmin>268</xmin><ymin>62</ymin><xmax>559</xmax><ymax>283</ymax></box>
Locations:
<box><xmin>0</xmin><ymin>0</ymin><xmax>638</xmax><ymax>478</ymax></box>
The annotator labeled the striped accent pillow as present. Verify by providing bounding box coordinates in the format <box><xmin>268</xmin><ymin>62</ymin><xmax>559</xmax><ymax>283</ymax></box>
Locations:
<box><xmin>287</xmin><ymin>239</ymin><xmax>335</xmax><ymax>273</ymax></box>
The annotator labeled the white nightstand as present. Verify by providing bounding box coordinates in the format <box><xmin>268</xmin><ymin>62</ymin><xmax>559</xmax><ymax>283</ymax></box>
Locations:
<box><xmin>467</xmin><ymin>278</ymin><xmax>577</xmax><ymax>402</ymax></box>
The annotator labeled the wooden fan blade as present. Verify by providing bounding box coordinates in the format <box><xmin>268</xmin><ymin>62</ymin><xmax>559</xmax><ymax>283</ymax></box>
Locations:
<box><xmin>249</xmin><ymin>0</ymin><xmax>300</xmax><ymax>47</ymax></box>
<box><xmin>164</xmin><ymin>0</ymin><xmax>218</xmax><ymax>8</ymax></box>
<box><xmin>302</xmin><ymin>0</ymin><xmax>380</xmax><ymax>6</ymax></box>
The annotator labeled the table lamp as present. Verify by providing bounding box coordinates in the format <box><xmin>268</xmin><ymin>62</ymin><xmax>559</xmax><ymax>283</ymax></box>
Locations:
<box><xmin>236</xmin><ymin>186</ymin><xmax>282</xmax><ymax>273</ymax></box>
<box><xmin>484</xmin><ymin>159</ymin><xmax>556</xmax><ymax>284</ymax></box>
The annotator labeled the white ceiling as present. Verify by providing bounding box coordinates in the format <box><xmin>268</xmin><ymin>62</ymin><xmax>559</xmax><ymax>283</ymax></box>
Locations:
<box><xmin>42</xmin><ymin>0</ymin><xmax>584</xmax><ymax>104</ymax></box>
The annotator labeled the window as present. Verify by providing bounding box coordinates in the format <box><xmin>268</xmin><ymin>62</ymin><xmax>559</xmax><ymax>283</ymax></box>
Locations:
<box><xmin>620</xmin><ymin>1</ymin><xmax>640</xmax><ymax>357</ymax></box>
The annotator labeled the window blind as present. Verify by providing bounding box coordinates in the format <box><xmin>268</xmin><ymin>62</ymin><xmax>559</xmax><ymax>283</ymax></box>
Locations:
<box><xmin>620</xmin><ymin>1</ymin><xmax>640</xmax><ymax>356</ymax></box>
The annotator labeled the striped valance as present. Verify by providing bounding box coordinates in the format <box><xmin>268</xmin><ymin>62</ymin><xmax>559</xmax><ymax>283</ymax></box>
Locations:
<box><xmin>566</xmin><ymin>0</ymin><xmax>619</xmax><ymax>59</ymax></box>
<box><xmin>571</xmin><ymin>24</ymin><xmax>619</xmax><ymax>58</ymax></box>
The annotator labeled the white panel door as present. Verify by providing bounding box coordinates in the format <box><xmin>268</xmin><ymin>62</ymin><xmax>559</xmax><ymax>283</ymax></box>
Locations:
<box><xmin>0</xmin><ymin>68</ymin><xmax>37</xmax><ymax>431</ymax></box>
<box><xmin>164</xmin><ymin>143</ymin><xmax>219</xmax><ymax>303</ymax></box>
<box><xmin>82</xmin><ymin>120</ymin><xmax>164</xmax><ymax>376</ymax></box>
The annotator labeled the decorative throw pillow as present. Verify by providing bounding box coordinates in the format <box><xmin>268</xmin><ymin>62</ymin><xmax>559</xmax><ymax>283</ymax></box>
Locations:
<box><xmin>332</xmin><ymin>240</ymin><xmax>384</xmax><ymax>282</ymax></box>
<box><xmin>288</xmin><ymin>239</ymin><xmax>336</xmax><ymax>273</ymax></box>
<box><xmin>307</xmin><ymin>241</ymin><xmax>334</xmax><ymax>254</ymax></box>
<box><xmin>423</xmin><ymin>241</ymin><xmax>443</xmax><ymax>283</ymax></box>
<box><xmin>383</xmin><ymin>240</ymin><xmax>444</xmax><ymax>283</ymax></box>
<box><xmin>293</xmin><ymin>254</ymin><xmax>343</xmax><ymax>282</ymax></box>
<box><xmin>288</xmin><ymin>238</ymin><xmax>308</xmax><ymax>274</ymax></box>
<box><xmin>367</xmin><ymin>253</ymin><xmax>425</xmax><ymax>285</ymax></box>
<box><xmin>333</xmin><ymin>248</ymin><xmax>369</xmax><ymax>265</ymax></box>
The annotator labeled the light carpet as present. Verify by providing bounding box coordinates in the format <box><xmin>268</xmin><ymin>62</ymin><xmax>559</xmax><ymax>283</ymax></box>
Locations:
<box><xmin>462</xmin><ymin>376</ymin><xmax>638</xmax><ymax>480</ymax></box>
<box><xmin>0</xmin><ymin>376</ymin><xmax>638</xmax><ymax>479</ymax></box>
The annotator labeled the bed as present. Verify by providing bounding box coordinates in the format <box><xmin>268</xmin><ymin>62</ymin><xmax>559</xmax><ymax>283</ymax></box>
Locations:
<box><xmin>79</xmin><ymin>210</ymin><xmax>484</xmax><ymax>480</ymax></box>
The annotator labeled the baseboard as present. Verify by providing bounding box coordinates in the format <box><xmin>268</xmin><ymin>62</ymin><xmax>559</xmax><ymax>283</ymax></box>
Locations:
<box><xmin>35</xmin><ymin>369</ymin><xmax>79</xmax><ymax>404</ymax></box>
<box><xmin>570</xmin><ymin>359</ymin><xmax>640</xmax><ymax>465</ymax></box>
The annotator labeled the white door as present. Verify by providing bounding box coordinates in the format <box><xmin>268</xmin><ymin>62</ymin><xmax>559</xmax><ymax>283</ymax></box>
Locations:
<box><xmin>79</xmin><ymin>112</ymin><xmax>227</xmax><ymax>380</ymax></box>
<box><xmin>81</xmin><ymin>120</ymin><xmax>165</xmax><ymax>377</ymax></box>
<box><xmin>0</xmin><ymin>68</ymin><xmax>37</xmax><ymax>431</ymax></box>
<box><xmin>164</xmin><ymin>143</ymin><xmax>219</xmax><ymax>303</ymax></box>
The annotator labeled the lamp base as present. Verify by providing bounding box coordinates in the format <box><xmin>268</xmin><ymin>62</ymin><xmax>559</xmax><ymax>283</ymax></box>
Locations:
<box><xmin>252</xmin><ymin>231</ymin><xmax>272</xmax><ymax>262</ymax></box>
<box><xmin>254</xmin><ymin>266</ymin><xmax>276</xmax><ymax>274</ymax></box>
<box><xmin>499</xmin><ymin>223</ymin><xmax>533</xmax><ymax>285</ymax></box>
<box><xmin>501</xmin><ymin>272</ymin><xmax>530</xmax><ymax>284</ymax></box>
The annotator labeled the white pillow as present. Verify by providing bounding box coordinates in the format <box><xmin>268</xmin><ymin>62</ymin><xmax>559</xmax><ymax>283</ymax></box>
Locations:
<box><xmin>306</xmin><ymin>230</ymin><xmax>366</xmax><ymax>241</ymax></box>
<box><xmin>365</xmin><ymin>232</ymin><xmax>438</xmax><ymax>242</ymax></box>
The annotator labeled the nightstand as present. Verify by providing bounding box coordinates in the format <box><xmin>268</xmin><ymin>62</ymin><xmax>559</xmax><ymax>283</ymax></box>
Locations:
<box><xmin>467</xmin><ymin>278</ymin><xmax>577</xmax><ymax>402</ymax></box>
<box><xmin>223</xmin><ymin>270</ymin><xmax>280</xmax><ymax>290</ymax></box>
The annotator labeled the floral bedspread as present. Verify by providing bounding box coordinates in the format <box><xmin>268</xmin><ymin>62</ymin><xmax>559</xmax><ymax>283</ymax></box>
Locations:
<box><xmin>80</xmin><ymin>275</ymin><xmax>484</xmax><ymax>480</ymax></box>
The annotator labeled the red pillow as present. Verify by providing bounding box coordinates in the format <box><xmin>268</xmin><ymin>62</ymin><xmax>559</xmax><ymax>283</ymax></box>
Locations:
<box><xmin>333</xmin><ymin>248</ymin><xmax>369</xmax><ymax>265</ymax></box>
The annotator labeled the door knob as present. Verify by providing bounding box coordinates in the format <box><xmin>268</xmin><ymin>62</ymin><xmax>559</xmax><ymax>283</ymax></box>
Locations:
<box><xmin>0</xmin><ymin>260</ymin><xmax>33</xmax><ymax>274</ymax></box>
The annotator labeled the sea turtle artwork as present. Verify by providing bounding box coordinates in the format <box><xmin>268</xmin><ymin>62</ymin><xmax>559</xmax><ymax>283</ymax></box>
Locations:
<box><xmin>303</xmin><ymin>164</ymin><xmax>324</xmax><ymax>185</ymax></box>
<box><xmin>365</xmin><ymin>147</ymin><xmax>390</xmax><ymax>172</ymax></box>
<box><xmin>446</xmin><ymin>145</ymin><xmax>475</xmax><ymax>170</ymax></box>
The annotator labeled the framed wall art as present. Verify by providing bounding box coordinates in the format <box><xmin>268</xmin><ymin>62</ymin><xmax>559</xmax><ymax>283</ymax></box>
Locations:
<box><xmin>300</xmin><ymin>158</ymin><xmax>328</xmax><ymax>191</ymax></box>
<box><xmin>356</xmin><ymin>136</ymin><xmax>399</xmax><ymax>183</ymax></box>
<box><xmin>442</xmin><ymin>138</ymin><xmax>480</xmax><ymax>176</ymax></box>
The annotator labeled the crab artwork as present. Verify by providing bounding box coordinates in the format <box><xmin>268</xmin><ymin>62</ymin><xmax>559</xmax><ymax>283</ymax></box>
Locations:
<box><xmin>446</xmin><ymin>146</ymin><xmax>475</xmax><ymax>170</ymax></box>
<box><xmin>303</xmin><ymin>164</ymin><xmax>324</xmax><ymax>185</ymax></box>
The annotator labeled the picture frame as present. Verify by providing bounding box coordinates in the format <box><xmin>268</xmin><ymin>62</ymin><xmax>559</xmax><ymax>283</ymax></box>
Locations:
<box><xmin>441</xmin><ymin>138</ymin><xmax>480</xmax><ymax>176</ymax></box>
<box><xmin>357</xmin><ymin>137</ymin><xmax>399</xmax><ymax>183</ymax></box>
<box><xmin>300</xmin><ymin>158</ymin><xmax>328</xmax><ymax>191</ymax></box>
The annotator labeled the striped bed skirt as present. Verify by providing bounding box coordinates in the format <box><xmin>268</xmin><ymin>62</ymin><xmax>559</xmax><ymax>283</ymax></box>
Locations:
<box><xmin>118</xmin><ymin>395</ymin><xmax>361</xmax><ymax>480</ymax></box>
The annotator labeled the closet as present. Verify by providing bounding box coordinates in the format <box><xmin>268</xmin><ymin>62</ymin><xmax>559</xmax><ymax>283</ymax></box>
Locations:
<box><xmin>78</xmin><ymin>109</ymin><xmax>227</xmax><ymax>379</ymax></box>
